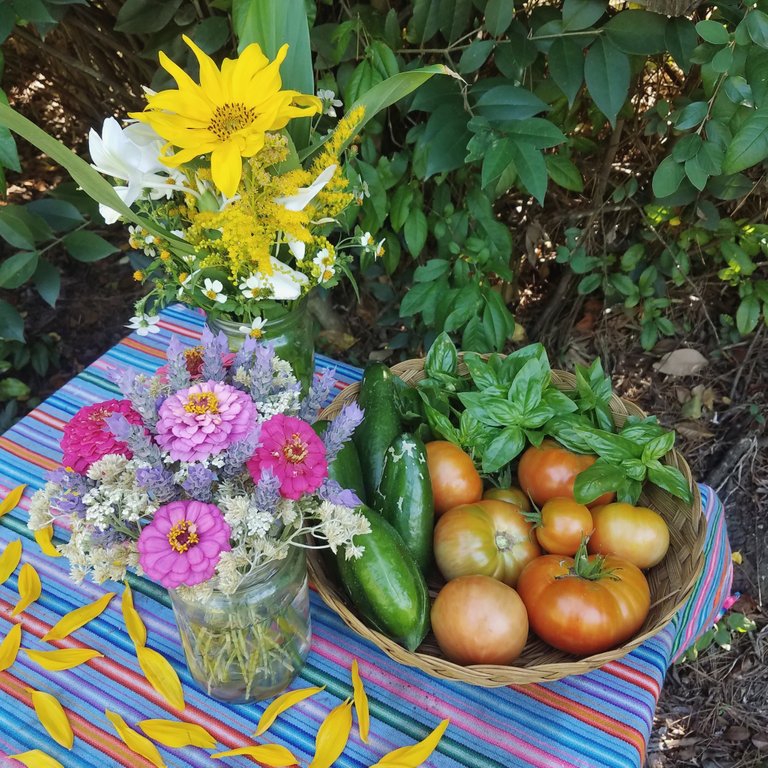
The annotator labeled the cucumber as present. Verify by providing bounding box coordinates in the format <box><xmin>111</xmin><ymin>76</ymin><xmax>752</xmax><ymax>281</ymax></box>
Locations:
<box><xmin>336</xmin><ymin>505</ymin><xmax>430</xmax><ymax>651</ymax></box>
<box><xmin>353</xmin><ymin>363</ymin><xmax>402</xmax><ymax>499</ymax></box>
<box><xmin>374</xmin><ymin>433</ymin><xmax>434</xmax><ymax>573</ymax></box>
<box><xmin>313</xmin><ymin>420</ymin><xmax>367</xmax><ymax>503</ymax></box>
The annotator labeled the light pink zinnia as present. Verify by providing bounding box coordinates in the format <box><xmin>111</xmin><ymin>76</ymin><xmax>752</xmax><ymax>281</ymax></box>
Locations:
<box><xmin>137</xmin><ymin>500</ymin><xmax>231</xmax><ymax>588</ymax></box>
<box><xmin>61</xmin><ymin>399</ymin><xmax>143</xmax><ymax>474</ymax></box>
<box><xmin>155</xmin><ymin>381</ymin><xmax>256</xmax><ymax>463</ymax></box>
<box><xmin>247</xmin><ymin>414</ymin><xmax>328</xmax><ymax>500</ymax></box>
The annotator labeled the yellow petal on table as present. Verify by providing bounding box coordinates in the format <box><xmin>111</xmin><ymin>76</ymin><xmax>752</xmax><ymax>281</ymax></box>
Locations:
<box><xmin>34</xmin><ymin>526</ymin><xmax>62</xmax><ymax>558</ymax></box>
<box><xmin>211</xmin><ymin>744</ymin><xmax>299</xmax><ymax>765</ymax></box>
<box><xmin>0</xmin><ymin>483</ymin><xmax>26</xmax><ymax>517</ymax></box>
<box><xmin>11</xmin><ymin>562</ymin><xmax>42</xmax><ymax>616</ymax></box>
<box><xmin>254</xmin><ymin>685</ymin><xmax>325</xmax><ymax>737</ymax></box>
<box><xmin>351</xmin><ymin>659</ymin><xmax>370</xmax><ymax>743</ymax></box>
<box><xmin>308</xmin><ymin>698</ymin><xmax>353</xmax><ymax>768</ymax></box>
<box><xmin>26</xmin><ymin>648</ymin><xmax>103</xmax><ymax>671</ymax></box>
<box><xmin>105</xmin><ymin>710</ymin><xmax>165</xmax><ymax>768</ymax></box>
<box><xmin>43</xmin><ymin>592</ymin><xmax>115</xmax><ymax>642</ymax></box>
<box><xmin>368</xmin><ymin>718</ymin><xmax>450</xmax><ymax>768</ymax></box>
<box><xmin>0</xmin><ymin>622</ymin><xmax>22</xmax><ymax>671</ymax></box>
<box><xmin>0</xmin><ymin>539</ymin><xmax>22</xmax><ymax>585</ymax></box>
<box><xmin>28</xmin><ymin>689</ymin><xmax>74</xmax><ymax>749</ymax></box>
<box><xmin>136</xmin><ymin>646</ymin><xmax>185</xmax><ymax>711</ymax></box>
<box><xmin>732</xmin><ymin>551</ymin><xmax>743</xmax><ymax>565</ymax></box>
<box><xmin>9</xmin><ymin>749</ymin><xmax>65</xmax><ymax>768</ymax></box>
<box><xmin>137</xmin><ymin>719</ymin><xmax>216</xmax><ymax>749</ymax></box>
<box><xmin>122</xmin><ymin>583</ymin><xmax>147</xmax><ymax>648</ymax></box>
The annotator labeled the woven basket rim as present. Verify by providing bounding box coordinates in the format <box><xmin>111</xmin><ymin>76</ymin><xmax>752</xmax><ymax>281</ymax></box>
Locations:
<box><xmin>311</xmin><ymin>356</ymin><xmax>707</xmax><ymax>686</ymax></box>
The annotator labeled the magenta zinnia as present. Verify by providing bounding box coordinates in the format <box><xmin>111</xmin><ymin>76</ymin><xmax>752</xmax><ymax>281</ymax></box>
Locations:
<box><xmin>61</xmin><ymin>399</ymin><xmax>143</xmax><ymax>474</ymax></box>
<box><xmin>155</xmin><ymin>380</ymin><xmax>256</xmax><ymax>462</ymax></box>
<box><xmin>247</xmin><ymin>414</ymin><xmax>327</xmax><ymax>500</ymax></box>
<box><xmin>137</xmin><ymin>500</ymin><xmax>231</xmax><ymax>588</ymax></box>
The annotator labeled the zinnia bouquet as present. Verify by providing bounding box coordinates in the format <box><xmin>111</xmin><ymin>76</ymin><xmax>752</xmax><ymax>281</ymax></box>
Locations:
<box><xmin>27</xmin><ymin>330</ymin><xmax>369</xmax><ymax>700</ymax></box>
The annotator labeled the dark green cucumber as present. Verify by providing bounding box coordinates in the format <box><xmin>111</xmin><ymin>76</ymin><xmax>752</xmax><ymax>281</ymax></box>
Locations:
<box><xmin>336</xmin><ymin>505</ymin><xmax>430</xmax><ymax>651</ymax></box>
<box><xmin>313</xmin><ymin>420</ymin><xmax>367</xmax><ymax>503</ymax></box>
<box><xmin>353</xmin><ymin>362</ymin><xmax>402</xmax><ymax>499</ymax></box>
<box><xmin>374</xmin><ymin>433</ymin><xmax>434</xmax><ymax>573</ymax></box>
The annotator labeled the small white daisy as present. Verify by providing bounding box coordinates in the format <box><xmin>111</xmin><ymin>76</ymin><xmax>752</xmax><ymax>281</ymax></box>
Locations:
<box><xmin>239</xmin><ymin>273</ymin><xmax>263</xmax><ymax>299</ymax></box>
<box><xmin>360</xmin><ymin>231</ymin><xmax>374</xmax><ymax>248</ymax></box>
<box><xmin>127</xmin><ymin>314</ymin><xmax>161</xmax><ymax>336</ymax></box>
<box><xmin>317</xmin><ymin>88</ymin><xmax>343</xmax><ymax>117</ymax></box>
<box><xmin>238</xmin><ymin>317</ymin><xmax>268</xmax><ymax>339</ymax></box>
<box><xmin>374</xmin><ymin>238</ymin><xmax>386</xmax><ymax>258</ymax></box>
<box><xmin>202</xmin><ymin>278</ymin><xmax>227</xmax><ymax>304</ymax></box>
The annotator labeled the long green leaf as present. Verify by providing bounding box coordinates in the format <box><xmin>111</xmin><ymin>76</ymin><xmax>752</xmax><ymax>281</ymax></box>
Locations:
<box><xmin>0</xmin><ymin>102</ymin><xmax>194</xmax><ymax>254</ymax></box>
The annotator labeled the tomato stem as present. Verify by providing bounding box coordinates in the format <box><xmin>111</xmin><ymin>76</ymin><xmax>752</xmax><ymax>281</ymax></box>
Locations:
<box><xmin>570</xmin><ymin>537</ymin><xmax>620</xmax><ymax>581</ymax></box>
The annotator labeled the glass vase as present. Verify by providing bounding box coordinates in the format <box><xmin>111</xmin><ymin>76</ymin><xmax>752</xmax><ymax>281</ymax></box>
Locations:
<box><xmin>169</xmin><ymin>546</ymin><xmax>311</xmax><ymax>704</ymax></box>
<box><xmin>206</xmin><ymin>298</ymin><xmax>315</xmax><ymax>394</ymax></box>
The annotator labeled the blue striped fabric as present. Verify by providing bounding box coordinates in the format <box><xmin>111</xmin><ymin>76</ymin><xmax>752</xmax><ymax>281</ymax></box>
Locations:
<box><xmin>0</xmin><ymin>304</ymin><xmax>732</xmax><ymax>768</ymax></box>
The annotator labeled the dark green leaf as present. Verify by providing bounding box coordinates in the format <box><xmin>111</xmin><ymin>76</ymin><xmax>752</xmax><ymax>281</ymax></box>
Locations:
<box><xmin>482</xmin><ymin>290</ymin><xmax>513</xmax><ymax>351</ymax></box>
<box><xmin>695</xmin><ymin>19</ymin><xmax>730</xmax><ymax>45</ymax></box>
<box><xmin>562</xmin><ymin>0</ymin><xmax>606</xmax><ymax>31</ymax></box>
<box><xmin>485</xmin><ymin>0</ymin><xmax>514</xmax><ymax>36</ymax></box>
<box><xmin>548</xmin><ymin>38</ymin><xmax>584</xmax><ymax>105</ymax></box>
<box><xmin>642</xmin><ymin>431</ymin><xmax>675</xmax><ymax>462</ymax></box>
<box><xmin>665</xmin><ymin>17</ymin><xmax>697</xmax><ymax>74</ymax></box>
<box><xmin>746</xmin><ymin>10</ymin><xmax>768</xmax><ymax>49</ymax></box>
<box><xmin>0</xmin><ymin>251</ymin><xmax>38</xmax><ymax>289</ymax></box>
<box><xmin>674</xmin><ymin>101</ymin><xmax>707</xmax><ymax>130</ymax></box>
<box><xmin>63</xmin><ymin>231</ymin><xmax>119</xmax><ymax>262</ymax></box>
<box><xmin>672</xmin><ymin>133</ymin><xmax>703</xmax><ymax>162</ymax></box>
<box><xmin>414</xmin><ymin>259</ymin><xmax>451</xmax><ymax>282</ymax></box>
<box><xmin>578</xmin><ymin>273</ymin><xmax>602</xmax><ymax>294</ymax></box>
<box><xmin>483</xmin><ymin>426</ymin><xmax>527</xmax><ymax>473</ymax></box>
<box><xmin>420</xmin><ymin>103</ymin><xmax>472</xmax><ymax>178</ymax></box>
<box><xmin>191</xmin><ymin>16</ymin><xmax>231</xmax><ymax>53</ymax></box>
<box><xmin>0</xmin><ymin>299</ymin><xmax>24</xmax><ymax>342</ymax></box>
<box><xmin>584</xmin><ymin>37</ymin><xmax>630</xmax><ymax>127</ymax></box>
<box><xmin>425</xmin><ymin>332</ymin><xmax>459</xmax><ymax>377</ymax></box>
<box><xmin>545</xmin><ymin>154</ymin><xmax>584</xmax><ymax>192</ymax></box>
<box><xmin>508</xmin><ymin>141</ymin><xmax>548</xmax><ymax>204</ymax></box>
<box><xmin>481</xmin><ymin>137</ymin><xmax>515</xmax><ymax>190</ymax></box>
<box><xmin>115</xmin><ymin>0</ymin><xmax>183</xmax><ymax>33</ymax></box>
<box><xmin>508</xmin><ymin>358</ymin><xmax>544</xmax><ymax>415</ymax></box>
<box><xmin>0</xmin><ymin>209</ymin><xmax>34</xmax><ymax>250</ymax></box>
<box><xmin>459</xmin><ymin>39</ymin><xmax>495</xmax><ymax>74</ymax></box>
<box><xmin>0</xmin><ymin>377</ymin><xmax>30</xmax><ymax>400</ymax></box>
<box><xmin>33</xmin><ymin>259</ymin><xmax>60</xmax><ymax>307</ymax></box>
<box><xmin>404</xmin><ymin>208</ymin><xmax>428</xmax><ymax>257</ymax></box>
<box><xmin>708</xmin><ymin>173</ymin><xmax>753</xmax><ymax>201</ymax></box>
<box><xmin>504</xmin><ymin>118</ymin><xmax>567</xmax><ymax>149</ymax></box>
<box><xmin>685</xmin><ymin>155</ymin><xmax>709</xmax><ymax>191</ymax></box>
<box><xmin>736</xmin><ymin>294</ymin><xmax>761</xmax><ymax>335</ymax></box>
<box><xmin>390</xmin><ymin>185</ymin><xmax>414</xmax><ymax>232</ymax></box>
<box><xmin>0</xmin><ymin>4</ymin><xmax>15</xmax><ymax>45</ymax></box>
<box><xmin>25</xmin><ymin>198</ymin><xmax>84</xmax><ymax>231</ymax></box>
<box><xmin>573</xmin><ymin>461</ymin><xmax>626</xmax><ymax>505</ymax></box>
<box><xmin>445</xmin><ymin>285</ymin><xmax>483</xmax><ymax>332</ymax></box>
<box><xmin>400</xmin><ymin>277</ymin><xmax>442</xmax><ymax>318</ymax></box>
<box><xmin>711</xmin><ymin>46</ymin><xmax>734</xmax><ymax>74</ymax></box>
<box><xmin>0</xmin><ymin>126</ymin><xmax>20</xmax><ymax>172</ymax></box>
<box><xmin>652</xmin><ymin>156</ymin><xmax>686</xmax><ymax>198</ymax></box>
<box><xmin>605</xmin><ymin>10</ymin><xmax>668</xmax><ymax>55</ymax></box>
<box><xmin>473</xmin><ymin>85</ymin><xmax>549</xmax><ymax>122</ymax></box>
<box><xmin>724</xmin><ymin>76</ymin><xmax>753</xmax><ymax>107</ymax></box>
<box><xmin>722</xmin><ymin>108</ymin><xmax>768</xmax><ymax>174</ymax></box>
<box><xmin>646</xmin><ymin>462</ymin><xmax>693</xmax><ymax>502</ymax></box>
<box><xmin>582</xmin><ymin>428</ymin><xmax>639</xmax><ymax>462</ymax></box>
<box><xmin>545</xmin><ymin>414</ymin><xmax>594</xmax><ymax>453</ymax></box>
<box><xmin>424</xmin><ymin>402</ymin><xmax>462</xmax><ymax>443</ymax></box>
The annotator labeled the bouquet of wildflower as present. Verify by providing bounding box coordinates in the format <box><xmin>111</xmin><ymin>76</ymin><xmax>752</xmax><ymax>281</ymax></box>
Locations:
<box><xmin>27</xmin><ymin>329</ymin><xmax>369</xmax><ymax>593</ymax></box>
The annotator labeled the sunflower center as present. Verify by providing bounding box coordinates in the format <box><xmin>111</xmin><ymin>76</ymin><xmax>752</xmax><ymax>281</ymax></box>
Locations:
<box><xmin>209</xmin><ymin>102</ymin><xmax>257</xmax><ymax>141</ymax></box>
<box><xmin>167</xmin><ymin>520</ymin><xmax>199</xmax><ymax>553</ymax></box>
<box><xmin>282</xmin><ymin>433</ymin><xmax>308</xmax><ymax>464</ymax></box>
<box><xmin>184</xmin><ymin>392</ymin><xmax>219</xmax><ymax>415</ymax></box>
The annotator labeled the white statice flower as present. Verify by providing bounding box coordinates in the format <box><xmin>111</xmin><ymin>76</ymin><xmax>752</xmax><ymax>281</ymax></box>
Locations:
<box><xmin>277</xmin><ymin>497</ymin><xmax>299</xmax><ymax>527</ymax></box>
<box><xmin>259</xmin><ymin>389</ymin><xmax>302</xmax><ymax>419</ymax></box>
<box><xmin>215</xmin><ymin>547</ymin><xmax>252</xmax><ymax>596</ymax></box>
<box><xmin>82</xmin><ymin>457</ymin><xmax>153</xmax><ymax>530</ymax></box>
<box><xmin>317</xmin><ymin>89</ymin><xmax>343</xmax><ymax>117</ymax></box>
<box><xmin>232</xmin><ymin>367</ymin><xmax>252</xmax><ymax>389</ymax></box>
<box><xmin>314</xmin><ymin>501</ymin><xmax>371</xmax><ymax>553</ymax></box>
<box><xmin>218</xmin><ymin>493</ymin><xmax>250</xmax><ymax>533</ymax></box>
<box><xmin>238</xmin><ymin>317</ymin><xmax>267</xmax><ymax>339</ymax></box>
<box><xmin>272</xmin><ymin>358</ymin><xmax>298</xmax><ymax>390</ymax></box>
<box><xmin>202</xmin><ymin>278</ymin><xmax>227</xmax><ymax>304</ymax></box>
<box><xmin>27</xmin><ymin>482</ymin><xmax>57</xmax><ymax>530</ymax></box>
<box><xmin>127</xmin><ymin>314</ymin><xmax>161</xmax><ymax>336</ymax></box>
<box><xmin>86</xmin><ymin>454</ymin><xmax>132</xmax><ymax>484</ymax></box>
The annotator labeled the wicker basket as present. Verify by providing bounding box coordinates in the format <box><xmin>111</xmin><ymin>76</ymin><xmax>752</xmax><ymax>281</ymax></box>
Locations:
<box><xmin>310</xmin><ymin>357</ymin><xmax>707</xmax><ymax>686</ymax></box>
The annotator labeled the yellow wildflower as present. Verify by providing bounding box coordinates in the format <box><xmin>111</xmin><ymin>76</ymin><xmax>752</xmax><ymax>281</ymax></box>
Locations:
<box><xmin>133</xmin><ymin>270</ymin><xmax>145</xmax><ymax>282</ymax></box>
<box><xmin>159</xmin><ymin>250</ymin><xmax>171</xmax><ymax>261</ymax></box>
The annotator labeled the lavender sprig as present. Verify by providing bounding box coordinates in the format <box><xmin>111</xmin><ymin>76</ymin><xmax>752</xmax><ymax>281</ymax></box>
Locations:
<box><xmin>135</xmin><ymin>466</ymin><xmax>177</xmax><ymax>503</ymax></box>
<box><xmin>47</xmin><ymin>468</ymin><xmax>90</xmax><ymax>517</ymax></box>
<box><xmin>106</xmin><ymin>413</ymin><xmax>163</xmax><ymax>464</ymax></box>
<box><xmin>322</xmin><ymin>402</ymin><xmax>364</xmax><ymax>462</ymax></box>
<box><xmin>182</xmin><ymin>463</ymin><xmax>216</xmax><ymax>502</ymax></box>
<box><xmin>231</xmin><ymin>334</ymin><xmax>259</xmax><ymax>376</ymax></box>
<box><xmin>165</xmin><ymin>335</ymin><xmax>191</xmax><ymax>390</ymax></box>
<box><xmin>110</xmin><ymin>367</ymin><xmax>159</xmax><ymax>428</ymax></box>
<box><xmin>253</xmin><ymin>468</ymin><xmax>281</xmax><ymax>517</ymax></box>
<box><xmin>318</xmin><ymin>478</ymin><xmax>362</xmax><ymax>509</ymax></box>
<box><xmin>299</xmin><ymin>368</ymin><xmax>336</xmax><ymax>423</ymax></box>
<box><xmin>220</xmin><ymin>428</ymin><xmax>261</xmax><ymax>479</ymax></box>
<box><xmin>200</xmin><ymin>327</ymin><xmax>228</xmax><ymax>382</ymax></box>
<box><xmin>249</xmin><ymin>343</ymin><xmax>277</xmax><ymax>402</ymax></box>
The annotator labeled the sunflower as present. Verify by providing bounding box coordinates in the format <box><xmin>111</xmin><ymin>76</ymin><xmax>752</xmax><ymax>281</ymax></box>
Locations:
<box><xmin>129</xmin><ymin>36</ymin><xmax>321</xmax><ymax>197</ymax></box>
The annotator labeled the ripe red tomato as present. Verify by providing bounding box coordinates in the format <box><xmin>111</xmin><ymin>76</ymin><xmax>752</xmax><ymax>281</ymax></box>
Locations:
<box><xmin>517</xmin><ymin>551</ymin><xmax>650</xmax><ymax>656</ymax></box>
<box><xmin>433</xmin><ymin>499</ymin><xmax>541</xmax><ymax>587</ymax></box>
<box><xmin>483</xmin><ymin>486</ymin><xmax>532</xmax><ymax>512</ymax></box>
<box><xmin>588</xmin><ymin>502</ymin><xmax>670</xmax><ymax>569</ymax></box>
<box><xmin>517</xmin><ymin>439</ymin><xmax>615</xmax><ymax>508</ymax></box>
<box><xmin>425</xmin><ymin>441</ymin><xmax>483</xmax><ymax>516</ymax></box>
<box><xmin>431</xmin><ymin>575</ymin><xmax>529</xmax><ymax>665</ymax></box>
<box><xmin>535</xmin><ymin>497</ymin><xmax>593</xmax><ymax>556</ymax></box>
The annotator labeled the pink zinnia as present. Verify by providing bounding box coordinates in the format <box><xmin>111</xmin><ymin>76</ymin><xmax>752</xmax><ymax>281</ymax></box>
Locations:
<box><xmin>156</xmin><ymin>346</ymin><xmax>237</xmax><ymax>382</ymax></box>
<box><xmin>137</xmin><ymin>500</ymin><xmax>231</xmax><ymax>588</ymax></box>
<box><xmin>155</xmin><ymin>381</ymin><xmax>257</xmax><ymax>463</ymax></box>
<box><xmin>247</xmin><ymin>414</ymin><xmax>328</xmax><ymax>500</ymax></box>
<box><xmin>61</xmin><ymin>399</ymin><xmax>143</xmax><ymax>474</ymax></box>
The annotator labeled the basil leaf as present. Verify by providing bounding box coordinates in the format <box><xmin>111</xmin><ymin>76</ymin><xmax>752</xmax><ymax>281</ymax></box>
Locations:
<box><xmin>458</xmin><ymin>392</ymin><xmax>518</xmax><ymax>426</ymax></box>
<box><xmin>544</xmin><ymin>414</ymin><xmax>593</xmax><ymax>453</ymax></box>
<box><xmin>482</xmin><ymin>426</ymin><xmax>526</xmax><ymax>473</ymax></box>
<box><xmin>646</xmin><ymin>461</ymin><xmax>693</xmax><ymax>502</ymax></box>
<box><xmin>508</xmin><ymin>358</ymin><xmax>544</xmax><ymax>414</ymax></box>
<box><xmin>641</xmin><ymin>431</ymin><xmax>675</xmax><ymax>463</ymax></box>
<box><xmin>542</xmin><ymin>388</ymin><xmax>579</xmax><ymax>416</ymax></box>
<box><xmin>621</xmin><ymin>458</ymin><xmax>648</xmax><ymax>481</ymax></box>
<box><xmin>460</xmin><ymin>410</ymin><xmax>496</xmax><ymax>450</ymax></box>
<box><xmin>522</xmin><ymin>404</ymin><xmax>557</xmax><ymax>429</ymax></box>
<box><xmin>524</xmin><ymin>429</ymin><xmax>546</xmax><ymax>446</ymax></box>
<box><xmin>619</xmin><ymin>417</ymin><xmax>664</xmax><ymax>443</ymax></box>
<box><xmin>425</xmin><ymin>331</ymin><xmax>458</xmax><ymax>378</ymax></box>
<box><xmin>616</xmin><ymin>476</ymin><xmax>643</xmax><ymax>505</ymax></box>
<box><xmin>593</xmin><ymin>402</ymin><xmax>615</xmax><ymax>432</ymax></box>
<box><xmin>424</xmin><ymin>401</ymin><xmax>462</xmax><ymax>443</ymax></box>
<box><xmin>462</xmin><ymin>353</ymin><xmax>499</xmax><ymax>390</ymax></box>
<box><xmin>573</xmin><ymin>460</ymin><xmax>626</xmax><ymax>504</ymax></box>
<box><xmin>503</xmin><ymin>343</ymin><xmax>550</xmax><ymax>381</ymax></box>
<box><xmin>394</xmin><ymin>381</ymin><xmax>425</xmax><ymax>423</ymax></box>
<box><xmin>582</xmin><ymin>428</ymin><xmax>640</xmax><ymax>461</ymax></box>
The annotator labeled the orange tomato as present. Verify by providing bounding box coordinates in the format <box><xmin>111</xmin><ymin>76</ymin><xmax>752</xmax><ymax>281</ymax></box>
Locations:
<box><xmin>588</xmin><ymin>503</ymin><xmax>670</xmax><ymax>569</ymax></box>
<box><xmin>425</xmin><ymin>441</ymin><xmax>483</xmax><ymax>516</ymax></box>
<box><xmin>535</xmin><ymin>497</ymin><xmax>593</xmax><ymax>556</ymax></box>
<box><xmin>483</xmin><ymin>486</ymin><xmax>532</xmax><ymax>512</ymax></box>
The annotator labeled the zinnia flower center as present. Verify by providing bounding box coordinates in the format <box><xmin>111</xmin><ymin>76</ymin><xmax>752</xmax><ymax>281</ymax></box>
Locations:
<box><xmin>209</xmin><ymin>102</ymin><xmax>257</xmax><ymax>141</ymax></box>
<box><xmin>88</xmin><ymin>407</ymin><xmax>113</xmax><ymax>424</ymax></box>
<box><xmin>282</xmin><ymin>433</ymin><xmax>308</xmax><ymax>464</ymax></box>
<box><xmin>184</xmin><ymin>392</ymin><xmax>220</xmax><ymax>414</ymax></box>
<box><xmin>184</xmin><ymin>346</ymin><xmax>204</xmax><ymax>368</ymax></box>
<box><xmin>167</xmin><ymin>519</ymin><xmax>199</xmax><ymax>553</ymax></box>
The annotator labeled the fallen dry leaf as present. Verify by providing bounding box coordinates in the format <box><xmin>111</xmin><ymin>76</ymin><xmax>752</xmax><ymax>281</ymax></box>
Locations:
<box><xmin>675</xmin><ymin>420</ymin><xmax>714</xmax><ymax>441</ymax></box>
<box><xmin>724</xmin><ymin>725</ymin><xmax>751</xmax><ymax>741</ymax></box>
<box><xmin>654</xmin><ymin>348</ymin><xmax>708</xmax><ymax>376</ymax></box>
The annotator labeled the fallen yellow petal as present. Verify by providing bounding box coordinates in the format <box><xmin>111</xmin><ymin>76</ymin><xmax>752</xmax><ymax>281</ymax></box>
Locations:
<box><xmin>369</xmin><ymin>719</ymin><xmax>450</xmax><ymax>768</ymax></box>
<box><xmin>28</xmin><ymin>689</ymin><xmax>74</xmax><ymax>750</ymax></box>
<box><xmin>0</xmin><ymin>484</ymin><xmax>26</xmax><ymax>517</ymax></box>
<box><xmin>12</xmin><ymin>562</ymin><xmax>42</xmax><ymax>616</ymax></box>
<box><xmin>137</xmin><ymin>719</ymin><xmax>216</xmax><ymax>749</ymax></box>
<box><xmin>122</xmin><ymin>583</ymin><xmax>147</xmax><ymax>648</ymax></box>
<box><xmin>308</xmin><ymin>698</ymin><xmax>353</xmax><ymax>768</ymax></box>
<box><xmin>0</xmin><ymin>539</ymin><xmax>22</xmax><ymax>585</ymax></box>
<box><xmin>105</xmin><ymin>710</ymin><xmax>165</xmax><ymax>768</ymax></box>
<box><xmin>255</xmin><ymin>685</ymin><xmax>325</xmax><ymax>737</ymax></box>
<box><xmin>211</xmin><ymin>744</ymin><xmax>299</xmax><ymax>765</ymax></box>
<box><xmin>43</xmin><ymin>592</ymin><xmax>115</xmax><ymax>642</ymax></box>
<box><xmin>732</xmin><ymin>551</ymin><xmax>743</xmax><ymax>565</ymax></box>
<box><xmin>136</xmin><ymin>646</ymin><xmax>185</xmax><ymax>711</ymax></box>
<box><xmin>9</xmin><ymin>749</ymin><xmax>64</xmax><ymax>768</ymax></box>
<box><xmin>34</xmin><ymin>526</ymin><xmax>62</xmax><ymax>558</ymax></box>
<box><xmin>0</xmin><ymin>622</ymin><xmax>22</xmax><ymax>671</ymax></box>
<box><xmin>351</xmin><ymin>659</ymin><xmax>370</xmax><ymax>743</ymax></box>
<box><xmin>26</xmin><ymin>648</ymin><xmax>103</xmax><ymax>671</ymax></box>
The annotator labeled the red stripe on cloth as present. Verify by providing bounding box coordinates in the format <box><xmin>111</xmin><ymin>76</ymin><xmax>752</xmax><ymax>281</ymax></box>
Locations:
<box><xmin>118</xmin><ymin>338</ymin><xmax>168</xmax><ymax>360</ymax></box>
<box><xmin>27</xmin><ymin>410</ymin><xmax>66</xmax><ymax>431</ymax></box>
<box><xmin>600</xmin><ymin>661</ymin><xmax>661</xmax><ymax>699</ymax></box>
<box><xmin>0</xmin><ymin>438</ymin><xmax>59</xmax><ymax>471</ymax></box>
<box><xmin>158</xmin><ymin>319</ymin><xmax>203</xmax><ymax>340</ymax></box>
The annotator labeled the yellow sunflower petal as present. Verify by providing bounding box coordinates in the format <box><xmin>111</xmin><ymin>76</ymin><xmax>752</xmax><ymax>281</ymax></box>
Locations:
<box><xmin>211</xmin><ymin>141</ymin><xmax>244</xmax><ymax>197</ymax></box>
<box><xmin>105</xmin><ymin>710</ymin><xmax>165</xmax><ymax>768</ymax></box>
<box><xmin>136</xmin><ymin>646</ymin><xmax>185</xmax><ymax>711</ymax></box>
<box><xmin>0</xmin><ymin>484</ymin><xmax>26</xmax><ymax>516</ymax></box>
<box><xmin>12</xmin><ymin>562</ymin><xmax>42</xmax><ymax>616</ymax></box>
<box><xmin>368</xmin><ymin>719</ymin><xmax>450</xmax><ymax>768</ymax></box>
<box><xmin>211</xmin><ymin>744</ymin><xmax>299</xmax><ymax>765</ymax></box>
<box><xmin>254</xmin><ymin>685</ymin><xmax>325</xmax><ymax>737</ymax></box>
<box><xmin>34</xmin><ymin>526</ymin><xmax>61</xmax><ymax>558</ymax></box>
<box><xmin>0</xmin><ymin>539</ymin><xmax>22</xmax><ymax>584</ymax></box>
<box><xmin>141</xmin><ymin>90</ymin><xmax>212</xmax><ymax>122</ymax></box>
<box><xmin>157</xmin><ymin>49</ymin><xmax>205</xmax><ymax>99</ymax></box>
<box><xmin>308</xmin><ymin>699</ymin><xmax>353</xmax><ymax>768</ymax></box>
<box><xmin>351</xmin><ymin>660</ymin><xmax>370</xmax><ymax>743</ymax></box>
<box><xmin>0</xmin><ymin>622</ymin><xmax>22</xmax><ymax>671</ymax></box>
<box><xmin>43</xmin><ymin>592</ymin><xmax>115</xmax><ymax>642</ymax></box>
<box><xmin>9</xmin><ymin>749</ymin><xmax>65</xmax><ymax>768</ymax></box>
<box><xmin>121</xmin><ymin>584</ymin><xmax>147</xmax><ymax>649</ymax></box>
<box><xmin>226</xmin><ymin>42</ymin><xmax>269</xmax><ymax>94</ymax></box>
<box><xmin>25</xmin><ymin>648</ymin><xmax>103</xmax><ymax>671</ymax></box>
<box><xmin>28</xmin><ymin>689</ymin><xmax>74</xmax><ymax>749</ymax></box>
<box><xmin>137</xmin><ymin>719</ymin><xmax>216</xmax><ymax>749</ymax></box>
<box><xmin>182</xmin><ymin>34</ymin><xmax>226</xmax><ymax>100</ymax></box>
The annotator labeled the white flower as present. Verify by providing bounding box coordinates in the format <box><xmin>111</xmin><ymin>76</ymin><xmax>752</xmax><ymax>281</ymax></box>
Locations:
<box><xmin>202</xmin><ymin>278</ymin><xmax>227</xmax><ymax>304</ymax></box>
<box><xmin>375</xmin><ymin>238</ymin><xmax>386</xmax><ymax>258</ymax></box>
<box><xmin>239</xmin><ymin>273</ymin><xmax>262</xmax><ymax>299</ymax></box>
<box><xmin>360</xmin><ymin>232</ymin><xmax>374</xmax><ymax>248</ymax></box>
<box><xmin>288</xmin><ymin>240</ymin><xmax>307</xmax><ymax>263</ymax></box>
<box><xmin>127</xmin><ymin>314</ymin><xmax>161</xmax><ymax>336</ymax></box>
<box><xmin>356</xmin><ymin>180</ymin><xmax>370</xmax><ymax>205</ymax></box>
<box><xmin>177</xmin><ymin>270</ymin><xmax>197</xmax><ymax>299</ymax></box>
<box><xmin>238</xmin><ymin>317</ymin><xmax>268</xmax><ymax>339</ymax></box>
<box><xmin>276</xmin><ymin>165</ymin><xmax>336</xmax><ymax>212</ymax></box>
<box><xmin>262</xmin><ymin>258</ymin><xmax>308</xmax><ymax>301</ymax></box>
<box><xmin>313</xmin><ymin>248</ymin><xmax>335</xmax><ymax>283</ymax></box>
<box><xmin>317</xmin><ymin>89</ymin><xmax>343</xmax><ymax>117</ymax></box>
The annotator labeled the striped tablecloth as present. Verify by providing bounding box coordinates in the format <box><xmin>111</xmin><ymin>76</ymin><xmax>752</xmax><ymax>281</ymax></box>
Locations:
<box><xmin>0</xmin><ymin>305</ymin><xmax>732</xmax><ymax>768</ymax></box>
